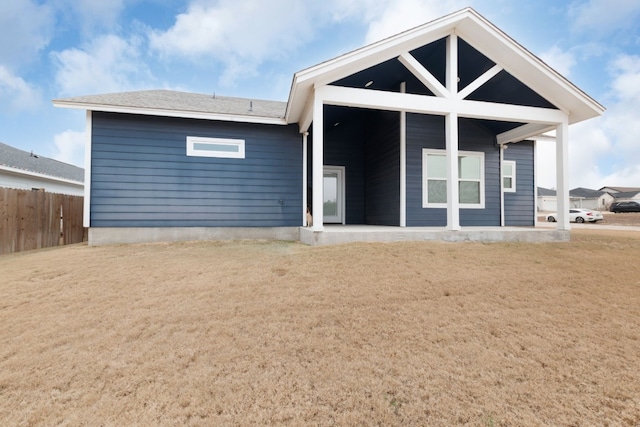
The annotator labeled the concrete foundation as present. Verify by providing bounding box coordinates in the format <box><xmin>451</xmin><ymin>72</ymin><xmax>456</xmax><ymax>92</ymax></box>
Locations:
<box><xmin>88</xmin><ymin>225</ymin><xmax>570</xmax><ymax>246</ymax></box>
<box><xmin>88</xmin><ymin>227</ymin><xmax>300</xmax><ymax>246</ymax></box>
<box><xmin>299</xmin><ymin>225</ymin><xmax>570</xmax><ymax>245</ymax></box>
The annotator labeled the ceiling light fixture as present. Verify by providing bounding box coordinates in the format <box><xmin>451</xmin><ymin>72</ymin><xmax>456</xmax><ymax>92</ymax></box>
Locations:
<box><xmin>365</xmin><ymin>80</ymin><xmax>374</xmax><ymax>87</ymax></box>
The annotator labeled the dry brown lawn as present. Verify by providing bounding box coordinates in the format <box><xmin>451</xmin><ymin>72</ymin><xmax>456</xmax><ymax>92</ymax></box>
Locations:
<box><xmin>1</xmin><ymin>229</ymin><xmax>640</xmax><ymax>426</ymax></box>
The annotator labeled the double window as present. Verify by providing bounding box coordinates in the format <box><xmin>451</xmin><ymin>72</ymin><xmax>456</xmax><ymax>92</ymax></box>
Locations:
<box><xmin>422</xmin><ymin>149</ymin><xmax>484</xmax><ymax>208</ymax></box>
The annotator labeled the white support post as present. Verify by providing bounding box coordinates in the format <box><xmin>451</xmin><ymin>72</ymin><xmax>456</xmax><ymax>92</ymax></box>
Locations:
<box><xmin>555</xmin><ymin>120</ymin><xmax>570</xmax><ymax>230</ymax></box>
<box><xmin>400</xmin><ymin>81</ymin><xmax>407</xmax><ymax>227</ymax></box>
<box><xmin>446</xmin><ymin>112</ymin><xmax>460</xmax><ymax>230</ymax></box>
<box><xmin>302</xmin><ymin>132</ymin><xmax>308</xmax><ymax>226</ymax></box>
<box><xmin>83</xmin><ymin>111</ymin><xmax>92</xmax><ymax>228</ymax></box>
<box><xmin>312</xmin><ymin>93</ymin><xmax>324</xmax><ymax>231</ymax></box>
<box><xmin>499</xmin><ymin>144</ymin><xmax>505</xmax><ymax>227</ymax></box>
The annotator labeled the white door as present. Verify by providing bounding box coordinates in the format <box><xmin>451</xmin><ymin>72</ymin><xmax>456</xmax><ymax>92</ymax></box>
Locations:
<box><xmin>323</xmin><ymin>166</ymin><xmax>345</xmax><ymax>224</ymax></box>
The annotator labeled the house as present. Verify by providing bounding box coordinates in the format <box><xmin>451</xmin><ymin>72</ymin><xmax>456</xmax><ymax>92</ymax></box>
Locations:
<box><xmin>53</xmin><ymin>8</ymin><xmax>604</xmax><ymax>246</ymax></box>
<box><xmin>569</xmin><ymin>187</ymin><xmax>613</xmax><ymax>211</ymax></box>
<box><xmin>610</xmin><ymin>190</ymin><xmax>640</xmax><ymax>203</ymax></box>
<box><xmin>537</xmin><ymin>187</ymin><xmax>557</xmax><ymax>212</ymax></box>
<box><xmin>599</xmin><ymin>186</ymin><xmax>640</xmax><ymax>194</ymax></box>
<box><xmin>0</xmin><ymin>141</ymin><xmax>84</xmax><ymax>196</ymax></box>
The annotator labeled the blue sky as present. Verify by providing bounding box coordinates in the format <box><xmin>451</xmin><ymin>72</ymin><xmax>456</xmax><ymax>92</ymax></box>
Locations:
<box><xmin>1</xmin><ymin>0</ymin><xmax>639</xmax><ymax>189</ymax></box>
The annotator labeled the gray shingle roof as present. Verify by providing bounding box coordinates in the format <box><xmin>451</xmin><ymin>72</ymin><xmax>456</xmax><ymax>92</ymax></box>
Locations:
<box><xmin>54</xmin><ymin>90</ymin><xmax>287</xmax><ymax>120</ymax></box>
<box><xmin>0</xmin><ymin>142</ymin><xmax>84</xmax><ymax>183</ymax></box>
<box><xmin>612</xmin><ymin>190</ymin><xmax>640</xmax><ymax>199</ymax></box>
<box><xmin>569</xmin><ymin>187</ymin><xmax>605</xmax><ymax>198</ymax></box>
<box><xmin>537</xmin><ymin>187</ymin><xmax>556</xmax><ymax>196</ymax></box>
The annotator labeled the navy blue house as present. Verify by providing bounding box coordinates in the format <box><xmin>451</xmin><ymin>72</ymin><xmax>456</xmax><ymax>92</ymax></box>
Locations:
<box><xmin>54</xmin><ymin>8</ymin><xmax>603</xmax><ymax>245</ymax></box>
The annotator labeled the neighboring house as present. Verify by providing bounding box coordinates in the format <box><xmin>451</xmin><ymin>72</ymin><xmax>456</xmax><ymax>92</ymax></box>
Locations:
<box><xmin>0</xmin><ymin>142</ymin><xmax>84</xmax><ymax>196</ymax></box>
<box><xmin>610</xmin><ymin>190</ymin><xmax>640</xmax><ymax>203</ymax></box>
<box><xmin>569</xmin><ymin>187</ymin><xmax>614</xmax><ymax>211</ymax></box>
<box><xmin>53</xmin><ymin>8</ymin><xmax>604</xmax><ymax>246</ymax></box>
<box><xmin>537</xmin><ymin>187</ymin><xmax>557</xmax><ymax>212</ymax></box>
<box><xmin>599</xmin><ymin>186</ymin><xmax>640</xmax><ymax>194</ymax></box>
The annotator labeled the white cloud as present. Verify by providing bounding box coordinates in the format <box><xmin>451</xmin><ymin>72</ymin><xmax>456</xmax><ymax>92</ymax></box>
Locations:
<box><xmin>148</xmin><ymin>0</ymin><xmax>319</xmax><ymax>85</ymax></box>
<box><xmin>0</xmin><ymin>0</ymin><xmax>55</xmax><ymax>67</ymax></box>
<box><xmin>57</xmin><ymin>0</ymin><xmax>126</xmax><ymax>34</ymax></box>
<box><xmin>362</xmin><ymin>0</ymin><xmax>470</xmax><ymax>44</ymax></box>
<box><xmin>53</xmin><ymin>129</ymin><xmax>85</xmax><ymax>167</ymax></box>
<box><xmin>569</xmin><ymin>0</ymin><xmax>640</xmax><ymax>35</ymax></box>
<box><xmin>0</xmin><ymin>65</ymin><xmax>42</xmax><ymax>112</ymax></box>
<box><xmin>538</xmin><ymin>54</ymin><xmax>640</xmax><ymax>189</ymax></box>
<box><xmin>51</xmin><ymin>34</ymin><xmax>155</xmax><ymax>96</ymax></box>
<box><xmin>539</xmin><ymin>45</ymin><xmax>577</xmax><ymax>78</ymax></box>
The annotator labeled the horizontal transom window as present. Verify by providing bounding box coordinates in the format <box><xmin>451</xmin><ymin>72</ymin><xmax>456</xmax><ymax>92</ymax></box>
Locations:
<box><xmin>422</xmin><ymin>149</ymin><xmax>485</xmax><ymax>209</ymax></box>
<box><xmin>186</xmin><ymin>136</ymin><xmax>245</xmax><ymax>159</ymax></box>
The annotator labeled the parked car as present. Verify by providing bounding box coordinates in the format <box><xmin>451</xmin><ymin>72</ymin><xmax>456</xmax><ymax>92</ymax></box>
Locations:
<box><xmin>609</xmin><ymin>201</ymin><xmax>640</xmax><ymax>213</ymax></box>
<box><xmin>546</xmin><ymin>209</ymin><xmax>603</xmax><ymax>223</ymax></box>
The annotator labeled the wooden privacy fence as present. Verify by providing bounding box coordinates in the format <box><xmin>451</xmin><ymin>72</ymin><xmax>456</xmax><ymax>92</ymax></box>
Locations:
<box><xmin>0</xmin><ymin>188</ymin><xmax>85</xmax><ymax>254</ymax></box>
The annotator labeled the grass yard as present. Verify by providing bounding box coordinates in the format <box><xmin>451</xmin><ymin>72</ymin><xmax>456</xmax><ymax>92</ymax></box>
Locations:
<box><xmin>1</xmin><ymin>229</ymin><xmax>639</xmax><ymax>426</ymax></box>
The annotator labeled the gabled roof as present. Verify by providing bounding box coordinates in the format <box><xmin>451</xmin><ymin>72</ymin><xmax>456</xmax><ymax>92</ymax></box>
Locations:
<box><xmin>0</xmin><ymin>141</ymin><xmax>84</xmax><ymax>183</ymax></box>
<box><xmin>569</xmin><ymin>187</ymin><xmax>606</xmax><ymax>198</ymax></box>
<box><xmin>598</xmin><ymin>186</ymin><xmax>640</xmax><ymax>193</ymax></box>
<box><xmin>537</xmin><ymin>187</ymin><xmax>556</xmax><ymax>196</ymax></box>
<box><xmin>54</xmin><ymin>90</ymin><xmax>287</xmax><ymax>125</ymax></box>
<box><xmin>286</xmin><ymin>7</ymin><xmax>604</xmax><ymax>126</ymax></box>
<box><xmin>612</xmin><ymin>191</ymin><xmax>640</xmax><ymax>200</ymax></box>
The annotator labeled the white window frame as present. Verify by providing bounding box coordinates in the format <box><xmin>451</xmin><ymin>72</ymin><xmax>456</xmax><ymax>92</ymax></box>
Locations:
<box><xmin>503</xmin><ymin>160</ymin><xmax>516</xmax><ymax>193</ymax></box>
<box><xmin>186</xmin><ymin>136</ymin><xmax>245</xmax><ymax>159</ymax></box>
<box><xmin>422</xmin><ymin>148</ymin><xmax>485</xmax><ymax>209</ymax></box>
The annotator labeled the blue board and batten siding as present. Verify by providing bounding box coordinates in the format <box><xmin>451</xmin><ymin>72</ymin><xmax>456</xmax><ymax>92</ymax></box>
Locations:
<box><xmin>406</xmin><ymin>114</ymin><xmax>501</xmax><ymax>227</ymax></box>
<box><xmin>90</xmin><ymin>112</ymin><xmax>303</xmax><ymax>227</ymax></box>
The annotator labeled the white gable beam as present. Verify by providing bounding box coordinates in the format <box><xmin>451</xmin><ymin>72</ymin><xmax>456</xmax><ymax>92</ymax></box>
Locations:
<box><xmin>299</xmin><ymin>95</ymin><xmax>314</xmax><ymax>132</ymax></box>
<box><xmin>316</xmin><ymin>85</ymin><xmax>567</xmax><ymax>124</ymax></box>
<box><xmin>496</xmin><ymin>123</ymin><xmax>556</xmax><ymax>145</ymax></box>
<box><xmin>398</xmin><ymin>53</ymin><xmax>450</xmax><ymax>98</ymax></box>
<box><xmin>457</xmin><ymin>64</ymin><xmax>503</xmax><ymax>99</ymax></box>
<box><xmin>446</xmin><ymin>34</ymin><xmax>458</xmax><ymax>96</ymax></box>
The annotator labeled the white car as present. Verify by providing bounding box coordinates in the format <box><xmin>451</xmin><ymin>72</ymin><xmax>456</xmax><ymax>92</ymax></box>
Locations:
<box><xmin>546</xmin><ymin>209</ymin><xmax>603</xmax><ymax>223</ymax></box>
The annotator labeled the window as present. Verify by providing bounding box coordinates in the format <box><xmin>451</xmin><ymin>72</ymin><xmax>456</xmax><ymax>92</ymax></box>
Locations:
<box><xmin>186</xmin><ymin>136</ymin><xmax>245</xmax><ymax>159</ymax></box>
<box><xmin>502</xmin><ymin>160</ymin><xmax>516</xmax><ymax>192</ymax></box>
<box><xmin>422</xmin><ymin>149</ymin><xmax>484</xmax><ymax>208</ymax></box>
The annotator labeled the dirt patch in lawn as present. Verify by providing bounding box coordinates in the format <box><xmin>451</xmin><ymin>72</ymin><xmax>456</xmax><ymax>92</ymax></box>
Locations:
<box><xmin>1</xmin><ymin>230</ymin><xmax>639</xmax><ymax>426</ymax></box>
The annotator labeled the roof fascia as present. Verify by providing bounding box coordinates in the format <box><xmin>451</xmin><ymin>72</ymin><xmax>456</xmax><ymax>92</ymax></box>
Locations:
<box><xmin>53</xmin><ymin>100</ymin><xmax>288</xmax><ymax>126</ymax></box>
<box><xmin>0</xmin><ymin>164</ymin><xmax>84</xmax><ymax>186</ymax></box>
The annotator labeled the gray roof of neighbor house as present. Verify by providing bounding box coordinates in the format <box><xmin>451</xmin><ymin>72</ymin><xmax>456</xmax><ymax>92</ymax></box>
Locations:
<box><xmin>537</xmin><ymin>187</ymin><xmax>556</xmax><ymax>196</ymax></box>
<box><xmin>612</xmin><ymin>190</ymin><xmax>640</xmax><ymax>199</ymax></box>
<box><xmin>570</xmin><ymin>187</ymin><xmax>606</xmax><ymax>198</ymax></box>
<box><xmin>54</xmin><ymin>90</ymin><xmax>287</xmax><ymax>121</ymax></box>
<box><xmin>599</xmin><ymin>186</ymin><xmax>640</xmax><ymax>193</ymax></box>
<box><xmin>0</xmin><ymin>142</ymin><xmax>84</xmax><ymax>183</ymax></box>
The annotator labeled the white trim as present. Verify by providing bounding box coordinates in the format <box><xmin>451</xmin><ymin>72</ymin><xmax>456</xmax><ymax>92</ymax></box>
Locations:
<box><xmin>186</xmin><ymin>136</ymin><xmax>245</xmax><ymax>159</ymax></box>
<box><xmin>302</xmin><ymin>132</ymin><xmax>308</xmax><ymax>226</ymax></box>
<box><xmin>497</xmin><ymin>123</ymin><xmax>556</xmax><ymax>145</ymax></box>
<box><xmin>399</xmin><ymin>81</ymin><xmax>407</xmax><ymax>227</ymax></box>
<box><xmin>446</xmin><ymin>34</ymin><xmax>458</xmax><ymax>96</ymax></box>
<box><xmin>502</xmin><ymin>160</ymin><xmax>516</xmax><ymax>193</ymax></box>
<box><xmin>398</xmin><ymin>53</ymin><xmax>450</xmax><ymax>98</ymax></box>
<box><xmin>0</xmin><ymin>165</ymin><xmax>83</xmax><ymax>187</ymax></box>
<box><xmin>83</xmin><ymin>111</ymin><xmax>92</xmax><ymax>228</ymax></box>
<box><xmin>556</xmin><ymin>120</ymin><xmax>570</xmax><ymax>230</ymax></box>
<box><xmin>423</xmin><ymin>148</ymin><xmax>485</xmax><ymax>211</ymax></box>
<box><xmin>458</xmin><ymin>64</ymin><xmax>503</xmax><ymax>99</ymax></box>
<box><xmin>312</xmin><ymin>93</ymin><xmax>324</xmax><ymax>231</ymax></box>
<box><xmin>315</xmin><ymin>85</ymin><xmax>567</xmax><ymax>125</ymax></box>
<box><xmin>499</xmin><ymin>146</ymin><xmax>505</xmax><ymax>226</ymax></box>
<box><xmin>53</xmin><ymin>101</ymin><xmax>287</xmax><ymax>126</ymax></box>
